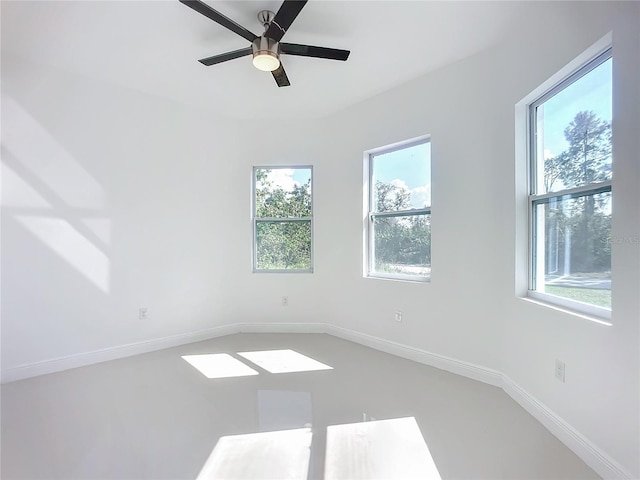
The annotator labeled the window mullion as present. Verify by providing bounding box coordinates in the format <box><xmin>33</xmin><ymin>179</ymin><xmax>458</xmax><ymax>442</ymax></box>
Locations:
<box><xmin>530</xmin><ymin>181</ymin><xmax>612</xmax><ymax>204</ymax></box>
<box><xmin>371</xmin><ymin>208</ymin><xmax>431</xmax><ymax>220</ymax></box>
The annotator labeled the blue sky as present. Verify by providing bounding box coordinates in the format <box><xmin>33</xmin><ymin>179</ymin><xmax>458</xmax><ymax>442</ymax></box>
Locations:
<box><xmin>291</xmin><ymin>168</ymin><xmax>312</xmax><ymax>186</ymax></box>
<box><xmin>373</xmin><ymin>142</ymin><xmax>431</xmax><ymax>209</ymax></box>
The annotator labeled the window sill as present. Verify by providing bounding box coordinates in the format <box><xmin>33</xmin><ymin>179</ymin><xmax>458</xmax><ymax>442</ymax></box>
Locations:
<box><xmin>521</xmin><ymin>292</ymin><xmax>612</xmax><ymax>326</ymax></box>
<box><xmin>253</xmin><ymin>269</ymin><xmax>314</xmax><ymax>274</ymax></box>
<box><xmin>366</xmin><ymin>273</ymin><xmax>430</xmax><ymax>284</ymax></box>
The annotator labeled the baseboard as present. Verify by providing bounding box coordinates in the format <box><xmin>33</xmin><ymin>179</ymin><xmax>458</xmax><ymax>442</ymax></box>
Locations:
<box><xmin>325</xmin><ymin>324</ymin><xmax>503</xmax><ymax>387</ymax></box>
<box><xmin>238</xmin><ymin>322</ymin><xmax>328</xmax><ymax>334</ymax></box>
<box><xmin>2</xmin><ymin>322</ymin><xmax>499</xmax><ymax>385</ymax></box>
<box><xmin>1</xmin><ymin>324</ymin><xmax>239</xmax><ymax>383</ymax></box>
<box><xmin>503</xmin><ymin>376</ymin><xmax>634</xmax><ymax>480</ymax></box>
<box><xmin>237</xmin><ymin>323</ymin><xmax>503</xmax><ymax>387</ymax></box>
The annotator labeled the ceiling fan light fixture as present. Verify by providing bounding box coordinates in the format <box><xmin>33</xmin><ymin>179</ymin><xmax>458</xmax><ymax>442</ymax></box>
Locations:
<box><xmin>253</xmin><ymin>52</ymin><xmax>280</xmax><ymax>72</ymax></box>
<box><xmin>252</xmin><ymin>37</ymin><xmax>280</xmax><ymax>72</ymax></box>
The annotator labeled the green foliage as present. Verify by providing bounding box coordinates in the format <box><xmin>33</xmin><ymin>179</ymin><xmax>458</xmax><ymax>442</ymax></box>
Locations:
<box><xmin>560</xmin><ymin>111</ymin><xmax>612</xmax><ymax>186</ymax></box>
<box><xmin>256</xmin><ymin>170</ymin><xmax>311</xmax><ymax>218</ymax></box>
<box><xmin>375</xmin><ymin>180</ymin><xmax>412</xmax><ymax>212</ymax></box>
<box><xmin>544</xmin><ymin>111</ymin><xmax>611</xmax><ymax>192</ymax></box>
<box><xmin>256</xmin><ymin>221</ymin><xmax>311</xmax><ymax>270</ymax></box>
<box><xmin>373</xmin><ymin>180</ymin><xmax>431</xmax><ymax>273</ymax></box>
<box><xmin>255</xmin><ymin>169</ymin><xmax>312</xmax><ymax>270</ymax></box>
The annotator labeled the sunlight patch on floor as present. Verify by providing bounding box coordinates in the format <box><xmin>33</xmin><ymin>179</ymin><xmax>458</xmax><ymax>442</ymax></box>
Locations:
<box><xmin>238</xmin><ymin>349</ymin><xmax>333</xmax><ymax>374</ymax></box>
<box><xmin>182</xmin><ymin>354</ymin><xmax>259</xmax><ymax>379</ymax></box>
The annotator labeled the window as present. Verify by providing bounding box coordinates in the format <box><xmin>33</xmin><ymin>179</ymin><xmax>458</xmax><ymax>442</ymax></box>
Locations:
<box><xmin>366</xmin><ymin>138</ymin><xmax>431</xmax><ymax>281</ymax></box>
<box><xmin>253</xmin><ymin>166</ymin><xmax>312</xmax><ymax>272</ymax></box>
<box><xmin>528</xmin><ymin>48</ymin><xmax>612</xmax><ymax>318</ymax></box>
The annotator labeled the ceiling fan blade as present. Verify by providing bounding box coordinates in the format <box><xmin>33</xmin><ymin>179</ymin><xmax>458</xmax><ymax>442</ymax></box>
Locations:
<box><xmin>180</xmin><ymin>0</ymin><xmax>258</xmax><ymax>43</ymax></box>
<box><xmin>198</xmin><ymin>47</ymin><xmax>252</xmax><ymax>66</ymax></box>
<box><xmin>264</xmin><ymin>0</ymin><xmax>308</xmax><ymax>42</ymax></box>
<box><xmin>271</xmin><ymin>64</ymin><xmax>291</xmax><ymax>87</ymax></box>
<box><xmin>280</xmin><ymin>43</ymin><xmax>350</xmax><ymax>61</ymax></box>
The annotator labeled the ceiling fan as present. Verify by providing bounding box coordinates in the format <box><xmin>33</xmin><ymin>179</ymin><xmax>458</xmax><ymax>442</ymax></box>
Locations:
<box><xmin>179</xmin><ymin>0</ymin><xmax>350</xmax><ymax>87</ymax></box>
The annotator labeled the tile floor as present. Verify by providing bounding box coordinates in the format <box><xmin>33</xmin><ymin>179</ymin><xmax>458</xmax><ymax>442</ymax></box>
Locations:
<box><xmin>1</xmin><ymin>333</ymin><xmax>599</xmax><ymax>479</ymax></box>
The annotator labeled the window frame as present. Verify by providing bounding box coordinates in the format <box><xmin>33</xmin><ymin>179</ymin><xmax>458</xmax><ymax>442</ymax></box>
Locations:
<box><xmin>252</xmin><ymin>165</ymin><xmax>314</xmax><ymax>274</ymax></box>
<box><xmin>527</xmin><ymin>47</ymin><xmax>612</xmax><ymax>320</ymax></box>
<box><xmin>365</xmin><ymin>136</ymin><xmax>431</xmax><ymax>283</ymax></box>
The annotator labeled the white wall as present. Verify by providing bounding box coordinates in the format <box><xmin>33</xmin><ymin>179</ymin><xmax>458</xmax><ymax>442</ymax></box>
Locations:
<box><xmin>227</xmin><ymin>1</ymin><xmax>640</xmax><ymax>476</ymax></box>
<box><xmin>2</xmin><ymin>1</ymin><xmax>638</xmax><ymax>478</ymax></box>
<box><xmin>216</xmin><ymin>117</ymin><xmax>336</xmax><ymax>327</ymax></box>
<box><xmin>505</xmin><ymin>6</ymin><xmax>640</xmax><ymax>478</ymax></box>
<box><xmin>1</xmin><ymin>56</ymin><xmax>242</xmax><ymax>367</ymax></box>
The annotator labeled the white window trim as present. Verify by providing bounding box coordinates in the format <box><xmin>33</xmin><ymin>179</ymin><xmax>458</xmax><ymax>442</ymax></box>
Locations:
<box><xmin>364</xmin><ymin>136</ymin><xmax>431</xmax><ymax>283</ymax></box>
<box><xmin>519</xmin><ymin>35</ymin><xmax>613</xmax><ymax>322</ymax></box>
<box><xmin>527</xmin><ymin>290</ymin><xmax>612</xmax><ymax>323</ymax></box>
<box><xmin>252</xmin><ymin>165</ymin><xmax>314</xmax><ymax>273</ymax></box>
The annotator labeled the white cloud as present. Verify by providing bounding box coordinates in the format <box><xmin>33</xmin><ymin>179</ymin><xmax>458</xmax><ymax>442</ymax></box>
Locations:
<box><xmin>410</xmin><ymin>184</ymin><xmax>431</xmax><ymax>209</ymax></box>
<box><xmin>386</xmin><ymin>179</ymin><xmax>431</xmax><ymax>209</ymax></box>
<box><xmin>390</xmin><ymin>178</ymin><xmax>409</xmax><ymax>190</ymax></box>
<box><xmin>257</xmin><ymin>168</ymin><xmax>298</xmax><ymax>192</ymax></box>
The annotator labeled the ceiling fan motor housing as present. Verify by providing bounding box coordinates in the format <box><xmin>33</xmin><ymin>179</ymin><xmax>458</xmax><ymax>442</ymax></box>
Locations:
<box><xmin>252</xmin><ymin>36</ymin><xmax>280</xmax><ymax>71</ymax></box>
<box><xmin>257</xmin><ymin>10</ymin><xmax>275</xmax><ymax>29</ymax></box>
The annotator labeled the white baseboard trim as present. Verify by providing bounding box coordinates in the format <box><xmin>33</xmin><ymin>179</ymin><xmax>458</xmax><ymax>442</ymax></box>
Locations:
<box><xmin>325</xmin><ymin>324</ymin><xmax>503</xmax><ymax>387</ymax></box>
<box><xmin>1</xmin><ymin>324</ymin><xmax>239</xmax><ymax>383</ymax></box>
<box><xmin>238</xmin><ymin>322</ymin><xmax>328</xmax><ymax>334</ymax></box>
<box><xmin>2</xmin><ymin>322</ymin><xmax>632</xmax><ymax>478</ymax></box>
<box><xmin>503</xmin><ymin>376</ymin><xmax>634</xmax><ymax>480</ymax></box>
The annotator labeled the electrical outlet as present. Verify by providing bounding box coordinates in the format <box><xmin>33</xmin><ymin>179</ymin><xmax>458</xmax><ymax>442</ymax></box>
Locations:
<box><xmin>394</xmin><ymin>311</ymin><xmax>402</xmax><ymax>322</ymax></box>
<box><xmin>282</xmin><ymin>296</ymin><xmax>289</xmax><ymax>307</ymax></box>
<box><xmin>555</xmin><ymin>359</ymin><xmax>565</xmax><ymax>382</ymax></box>
<box><xmin>362</xmin><ymin>413</ymin><xmax>377</xmax><ymax>422</ymax></box>
<box><xmin>139</xmin><ymin>307</ymin><xmax>148</xmax><ymax>320</ymax></box>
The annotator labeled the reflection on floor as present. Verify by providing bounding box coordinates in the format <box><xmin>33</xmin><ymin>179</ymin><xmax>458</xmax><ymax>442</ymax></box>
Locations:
<box><xmin>325</xmin><ymin>416</ymin><xmax>440</xmax><ymax>479</ymax></box>
<box><xmin>1</xmin><ymin>333</ymin><xmax>599</xmax><ymax>479</ymax></box>
<box><xmin>197</xmin><ymin>427</ymin><xmax>313</xmax><ymax>480</ymax></box>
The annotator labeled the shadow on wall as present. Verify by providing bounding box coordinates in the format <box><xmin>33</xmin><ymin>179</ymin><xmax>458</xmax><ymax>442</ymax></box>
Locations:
<box><xmin>2</xmin><ymin>96</ymin><xmax>110</xmax><ymax>293</ymax></box>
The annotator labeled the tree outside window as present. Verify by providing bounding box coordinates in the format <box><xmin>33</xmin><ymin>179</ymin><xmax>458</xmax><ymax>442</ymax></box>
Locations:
<box><xmin>530</xmin><ymin>51</ymin><xmax>612</xmax><ymax>314</ymax></box>
<box><xmin>253</xmin><ymin>167</ymin><xmax>312</xmax><ymax>272</ymax></box>
<box><xmin>367</xmin><ymin>139</ymin><xmax>431</xmax><ymax>281</ymax></box>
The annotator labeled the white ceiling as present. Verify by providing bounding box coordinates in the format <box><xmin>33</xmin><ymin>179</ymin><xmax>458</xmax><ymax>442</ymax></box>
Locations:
<box><xmin>1</xmin><ymin>0</ymin><xmax>530</xmax><ymax>120</ymax></box>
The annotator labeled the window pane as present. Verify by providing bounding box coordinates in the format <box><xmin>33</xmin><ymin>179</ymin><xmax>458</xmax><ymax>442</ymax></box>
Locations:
<box><xmin>372</xmin><ymin>214</ymin><xmax>431</xmax><ymax>277</ymax></box>
<box><xmin>534</xmin><ymin>192</ymin><xmax>611</xmax><ymax>308</ymax></box>
<box><xmin>535</xmin><ymin>58</ymin><xmax>612</xmax><ymax>194</ymax></box>
<box><xmin>256</xmin><ymin>221</ymin><xmax>311</xmax><ymax>270</ymax></box>
<box><xmin>372</xmin><ymin>142</ymin><xmax>431</xmax><ymax>211</ymax></box>
<box><xmin>255</xmin><ymin>168</ymin><xmax>312</xmax><ymax>218</ymax></box>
